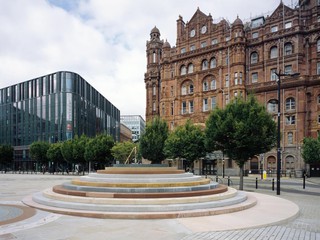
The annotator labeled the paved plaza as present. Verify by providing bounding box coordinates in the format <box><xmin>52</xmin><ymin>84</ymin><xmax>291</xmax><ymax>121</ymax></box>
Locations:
<box><xmin>0</xmin><ymin>173</ymin><xmax>319</xmax><ymax>240</ymax></box>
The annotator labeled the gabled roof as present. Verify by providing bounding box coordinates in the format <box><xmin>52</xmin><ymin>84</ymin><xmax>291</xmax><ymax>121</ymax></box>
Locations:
<box><xmin>188</xmin><ymin>7</ymin><xmax>208</xmax><ymax>25</ymax></box>
<box><xmin>269</xmin><ymin>1</ymin><xmax>294</xmax><ymax>20</ymax></box>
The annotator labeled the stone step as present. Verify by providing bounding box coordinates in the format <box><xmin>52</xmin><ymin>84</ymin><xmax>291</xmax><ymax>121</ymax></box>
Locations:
<box><xmin>46</xmin><ymin>186</ymin><xmax>234</xmax><ymax>204</ymax></box>
<box><xmin>31</xmin><ymin>190</ymin><xmax>248</xmax><ymax>212</ymax></box>
<box><xmin>71</xmin><ymin>178</ymin><xmax>210</xmax><ymax>188</ymax></box>
<box><xmin>52</xmin><ymin>184</ymin><xmax>228</xmax><ymax>198</ymax></box>
<box><xmin>62</xmin><ymin>181</ymin><xmax>218</xmax><ymax>193</ymax></box>
<box><xmin>87</xmin><ymin>172</ymin><xmax>194</xmax><ymax>179</ymax></box>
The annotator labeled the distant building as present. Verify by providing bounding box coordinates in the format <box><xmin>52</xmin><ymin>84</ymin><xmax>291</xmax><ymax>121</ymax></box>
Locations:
<box><xmin>120</xmin><ymin>115</ymin><xmax>145</xmax><ymax>142</ymax></box>
<box><xmin>120</xmin><ymin>123</ymin><xmax>132</xmax><ymax>142</ymax></box>
<box><xmin>0</xmin><ymin>71</ymin><xmax>120</xmax><ymax>170</ymax></box>
<box><xmin>145</xmin><ymin>0</ymin><xmax>320</xmax><ymax>176</ymax></box>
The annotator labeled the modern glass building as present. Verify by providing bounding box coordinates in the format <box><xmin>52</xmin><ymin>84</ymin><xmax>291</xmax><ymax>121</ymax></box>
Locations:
<box><xmin>0</xmin><ymin>71</ymin><xmax>120</xmax><ymax>170</ymax></box>
<box><xmin>120</xmin><ymin>115</ymin><xmax>145</xmax><ymax>142</ymax></box>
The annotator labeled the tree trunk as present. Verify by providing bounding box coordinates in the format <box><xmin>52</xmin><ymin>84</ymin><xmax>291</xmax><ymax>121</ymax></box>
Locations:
<box><xmin>239</xmin><ymin>166</ymin><xmax>244</xmax><ymax>190</ymax></box>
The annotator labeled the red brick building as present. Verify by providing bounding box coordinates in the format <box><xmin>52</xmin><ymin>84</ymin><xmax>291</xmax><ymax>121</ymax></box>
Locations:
<box><xmin>145</xmin><ymin>0</ymin><xmax>320</xmax><ymax>176</ymax></box>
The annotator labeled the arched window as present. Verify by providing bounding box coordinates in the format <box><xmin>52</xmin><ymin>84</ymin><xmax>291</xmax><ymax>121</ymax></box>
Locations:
<box><xmin>270</xmin><ymin>46</ymin><xmax>278</xmax><ymax>59</ymax></box>
<box><xmin>203</xmin><ymin>81</ymin><xmax>209</xmax><ymax>91</ymax></box>
<box><xmin>152</xmin><ymin>84</ymin><xmax>156</xmax><ymax>96</ymax></box>
<box><xmin>287</xmin><ymin>132</ymin><xmax>293</xmax><ymax>145</ymax></box>
<box><xmin>285</xmin><ymin>155</ymin><xmax>294</xmax><ymax>170</ymax></box>
<box><xmin>285</xmin><ymin>97</ymin><xmax>295</xmax><ymax>111</ymax></box>
<box><xmin>250</xmin><ymin>52</ymin><xmax>258</xmax><ymax>64</ymax></box>
<box><xmin>317</xmin><ymin>39</ymin><xmax>320</xmax><ymax>52</ymax></box>
<box><xmin>181</xmin><ymin>85</ymin><xmax>187</xmax><ymax>95</ymax></box>
<box><xmin>189</xmin><ymin>84</ymin><xmax>194</xmax><ymax>93</ymax></box>
<box><xmin>284</xmin><ymin>43</ymin><xmax>293</xmax><ymax>55</ymax></box>
<box><xmin>267</xmin><ymin>99</ymin><xmax>278</xmax><ymax>112</ymax></box>
<box><xmin>180</xmin><ymin>65</ymin><xmax>186</xmax><ymax>75</ymax></box>
<box><xmin>211</xmin><ymin>79</ymin><xmax>216</xmax><ymax>90</ymax></box>
<box><xmin>210</xmin><ymin>58</ymin><xmax>217</xmax><ymax>68</ymax></box>
<box><xmin>187</xmin><ymin>63</ymin><xmax>193</xmax><ymax>74</ymax></box>
<box><xmin>202</xmin><ymin>60</ymin><xmax>208</xmax><ymax>70</ymax></box>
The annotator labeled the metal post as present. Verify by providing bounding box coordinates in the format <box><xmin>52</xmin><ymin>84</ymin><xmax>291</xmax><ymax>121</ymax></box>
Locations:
<box><xmin>216</xmin><ymin>175</ymin><xmax>219</xmax><ymax>182</ymax></box>
<box><xmin>222</xmin><ymin>160</ymin><xmax>225</xmax><ymax>178</ymax></box>
<box><xmin>228</xmin><ymin>176</ymin><xmax>230</xmax><ymax>186</ymax></box>
<box><xmin>276</xmin><ymin>73</ymin><xmax>281</xmax><ymax>195</ymax></box>
<box><xmin>303</xmin><ymin>173</ymin><xmax>306</xmax><ymax>189</ymax></box>
<box><xmin>256</xmin><ymin>177</ymin><xmax>258</xmax><ymax>189</ymax></box>
<box><xmin>272</xmin><ymin>178</ymin><xmax>275</xmax><ymax>191</ymax></box>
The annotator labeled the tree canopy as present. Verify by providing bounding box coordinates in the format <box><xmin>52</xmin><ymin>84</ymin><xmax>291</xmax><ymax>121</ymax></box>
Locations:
<box><xmin>29</xmin><ymin>141</ymin><xmax>50</xmax><ymax>163</ymax></box>
<box><xmin>164</xmin><ymin>120</ymin><xmax>206</xmax><ymax>168</ymax></box>
<box><xmin>302</xmin><ymin>136</ymin><xmax>320</xmax><ymax>164</ymax></box>
<box><xmin>205</xmin><ymin>96</ymin><xmax>277</xmax><ymax>189</ymax></box>
<box><xmin>139</xmin><ymin>117</ymin><xmax>168</xmax><ymax>164</ymax></box>
<box><xmin>111</xmin><ymin>141</ymin><xmax>138</xmax><ymax>164</ymax></box>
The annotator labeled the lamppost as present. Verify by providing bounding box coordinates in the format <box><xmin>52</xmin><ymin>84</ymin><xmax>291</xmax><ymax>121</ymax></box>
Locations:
<box><xmin>275</xmin><ymin>70</ymin><xmax>300</xmax><ymax>195</ymax></box>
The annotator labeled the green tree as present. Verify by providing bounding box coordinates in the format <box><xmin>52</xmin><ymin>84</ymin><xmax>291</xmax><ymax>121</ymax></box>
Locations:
<box><xmin>111</xmin><ymin>141</ymin><xmax>137</xmax><ymax>164</ymax></box>
<box><xmin>46</xmin><ymin>142</ymin><xmax>64</xmax><ymax>172</ymax></box>
<box><xmin>0</xmin><ymin>145</ymin><xmax>14</xmax><ymax>171</ymax></box>
<box><xmin>29</xmin><ymin>141</ymin><xmax>50</xmax><ymax>164</ymax></box>
<box><xmin>164</xmin><ymin>120</ymin><xmax>206</xmax><ymax>169</ymax></box>
<box><xmin>205</xmin><ymin>96</ymin><xmax>277</xmax><ymax>190</ymax></box>
<box><xmin>140</xmin><ymin>117</ymin><xmax>168</xmax><ymax>164</ymax></box>
<box><xmin>61</xmin><ymin>139</ymin><xmax>74</xmax><ymax>164</ymax></box>
<box><xmin>302</xmin><ymin>136</ymin><xmax>320</xmax><ymax>164</ymax></box>
<box><xmin>84</xmin><ymin>134</ymin><xmax>114</xmax><ymax>169</ymax></box>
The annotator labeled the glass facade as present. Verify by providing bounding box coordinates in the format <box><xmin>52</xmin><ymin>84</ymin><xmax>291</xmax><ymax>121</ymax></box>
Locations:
<box><xmin>120</xmin><ymin>115</ymin><xmax>145</xmax><ymax>142</ymax></box>
<box><xmin>0</xmin><ymin>71</ymin><xmax>120</xmax><ymax>165</ymax></box>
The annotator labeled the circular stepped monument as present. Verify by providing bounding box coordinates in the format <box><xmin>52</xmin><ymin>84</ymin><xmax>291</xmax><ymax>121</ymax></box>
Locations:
<box><xmin>23</xmin><ymin>165</ymin><xmax>257</xmax><ymax>219</ymax></box>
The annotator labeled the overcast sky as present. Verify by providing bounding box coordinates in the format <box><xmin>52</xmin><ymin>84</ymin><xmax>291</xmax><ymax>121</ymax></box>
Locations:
<box><xmin>0</xmin><ymin>0</ymin><xmax>296</xmax><ymax>119</ymax></box>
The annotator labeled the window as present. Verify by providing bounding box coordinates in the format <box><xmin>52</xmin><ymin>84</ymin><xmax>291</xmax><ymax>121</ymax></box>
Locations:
<box><xmin>210</xmin><ymin>58</ymin><xmax>217</xmax><ymax>68</ymax></box>
<box><xmin>284</xmin><ymin>43</ymin><xmax>293</xmax><ymax>55</ymax></box>
<box><xmin>180</xmin><ymin>65</ymin><xmax>187</xmax><ymax>75</ymax></box>
<box><xmin>318</xmin><ymin>114</ymin><xmax>320</xmax><ymax>124</ymax></box>
<box><xmin>284</xmin><ymin>65</ymin><xmax>292</xmax><ymax>75</ymax></box>
<box><xmin>225</xmin><ymin>75</ymin><xmax>229</xmax><ymax>87</ymax></box>
<box><xmin>251</xmin><ymin>52</ymin><xmax>258</xmax><ymax>64</ymax></box>
<box><xmin>190</xmin><ymin>45</ymin><xmax>196</xmax><ymax>51</ymax></box>
<box><xmin>187</xmin><ymin>63</ymin><xmax>193</xmax><ymax>74</ymax></box>
<box><xmin>201</xmin><ymin>41</ymin><xmax>207</xmax><ymax>48</ymax></box>
<box><xmin>170</xmin><ymin>86</ymin><xmax>174</xmax><ymax>97</ymax></box>
<box><xmin>270</xmin><ymin>46</ymin><xmax>278</xmax><ymax>59</ymax></box>
<box><xmin>211</xmin><ymin>96</ymin><xmax>216</xmax><ymax>109</ymax></box>
<box><xmin>285</xmin><ymin>97</ymin><xmax>295</xmax><ymax>111</ymax></box>
<box><xmin>285</xmin><ymin>21</ymin><xmax>292</xmax><ymax>29</ymax></box>
<box><xmin>202</xmin><ymin>60</ymin><xmax>208</xmax><ymax>70</ymax></box>
<box><xmin>288</xmin><ymin>132</ymin><xmax>293</xmax><ymax>144</ymax></box>
<box><xmin>182</xmin><ymin>101</ymin><xmax>187</xmax><ymax>114</ymax></box>
<box><xmin>226</xmin><ymin>55</ymin><xmax>229</xmax><ymax>65</ymax></box>
<box><xmin>171</xmin><ymin>102</ymin><xmax>174</xmax><ymax>115</ymax></box>
<box><xmin>271</xmin><ymin>68</ymin><xmax>277</xmax><ymax>81</ymax></box>
<box><xmin>317</xmin><ymin>62</ymin><xmax>320</xmax><ymax>75</ymax></box>
<box><xmin>267</xmin><ymin>99</ymin><xmax>277</xmax><ymax>112</ymax></box>
<box><xmin>271</xmin><ymin>25</ymin><xmax>278</xmax><ymax>32</ymax></box>
<box><xmin>252</xmin><ymin>72</ymin><xmax>258</xmax><ymax>83</ymax></box>
<box><xmin>252</xmin><ymin>32</ymin><xmax>259</xmax><ymax>38</ymax></box>
<box><xmin>203</xmin><ymin>81</ymin><xmax>209</xmax><ymax>91</ymax></box>
<box><xmin>181</xmin><ymin>85</ymin><xmax>187</xmax><ymax>95</ymax></box>
<box><xmin>225</xmin><ymin>36</ymin><xmax>231</xmax><ymax>42</ymax></box>
<box><xmin>211</xmin><ymin>79</ymin><xmax>216</xmax><ymax>90</ymax></box>
<box><xmin>189</xmin><ymin>100</ymin><xmax>194</xmax><ymax>113</ymax></box>
<box><xmin>153</xmin><ymin>52</ymin><xmax>156</xmax><ymax>63</ymax></box>
<box><xmin>152</xmin><ymin>101</ymin><xmax>156</xmax><ymax>111</ymax></box>
<box><xmin>286</xmin><ymin>115</ymin><xmax>295</xmax><ymax>125</ymax></box>
<box><xmin>189</xmin><ymin>84</ymin><xmax>194</xmax><ymax>94</ymax></box>
<box><xmin>234</xmin><ymin>72</ymin><xmax>238</xmax><ymax>85</ymax></box>
<box><xmin>317</xmin><ymin>39</ymin><xmax>320</xmax><ymax>52</ymax></box>
<box><xmin>181</xmin><ymin>48</ymin><xmax>186</xmax><ymax>53</ymax></box>
<box><xmin>318</xmin><ymin>94</ymin><xmax>320</xmax><ymax>104</ymax></box>
<box><xmin>225</xmin><ymin>94</ymin><xmax>229</xmax><ymax>105</ymax></box>
<box><xmin>203</xmin><ymin>98</ymin><xmax>208</xmax><ymax>111</ymax></box>
<box><xmin>212</xmin><ymin>39</ymin><xmax>218</xmax><ymax>45</ymax></box>
<box><xmin>152</xmin><ymin>85</ymin><xmax>156</xmax><ymax>96</ymax></box>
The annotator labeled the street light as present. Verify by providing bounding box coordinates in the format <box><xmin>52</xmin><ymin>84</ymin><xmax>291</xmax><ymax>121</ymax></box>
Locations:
<box><xmin>275</xmin><ymin>70</ymin><xmax>300</xmax><ymax>195</ymax></box>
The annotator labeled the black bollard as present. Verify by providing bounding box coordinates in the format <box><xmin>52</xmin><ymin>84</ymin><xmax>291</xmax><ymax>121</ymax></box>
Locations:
<box><xmin>216</xmin><ymin>175</ymin><xmax>219</xmax><ymax>182</ymax></box>
<box><xmin>228</xmin><ymin>176</ymin><xmax>230</xmax><ymax>186</ymax></box>
<box><xmin>272</xmin><ymin>178</ymin><xmax>275</xmax><ymax>191</ymax></box>
<box><xmin>256</xmin><ymin>177</ymin><xmax>258</xmax><ymax>189</ymax></box>
<box><xmin>303</xmin><ymin>174</ymin><xmax>306</xmax><ymax>189</ymax></box>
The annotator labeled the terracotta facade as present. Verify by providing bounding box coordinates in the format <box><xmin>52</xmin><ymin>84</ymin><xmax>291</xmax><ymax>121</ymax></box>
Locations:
<box><xmin>145</xmin><ymin>0</ymin><xmax>320</xmax><ymax>175</ymax></box>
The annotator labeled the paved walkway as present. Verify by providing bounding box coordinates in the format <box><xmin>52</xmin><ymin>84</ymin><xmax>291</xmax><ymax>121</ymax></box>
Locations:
<box><xmin>0</xmin><ymin>173</ymin><xmax>319</xmax><ymax>240</ymax></box>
